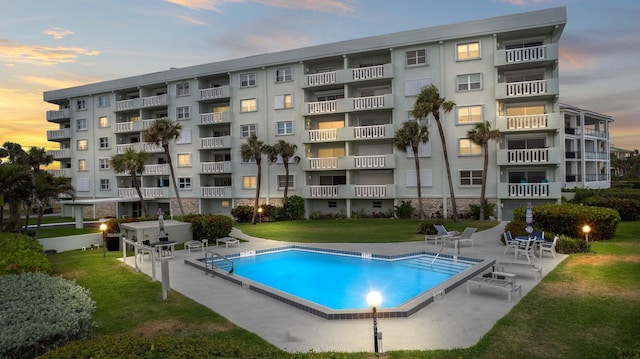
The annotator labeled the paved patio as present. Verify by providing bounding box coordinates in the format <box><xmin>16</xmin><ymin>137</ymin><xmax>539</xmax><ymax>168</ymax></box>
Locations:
<box><xmin>122</xmin><ymin>222</ymin><xmax>566</xmax><ymax>354</ymax></box>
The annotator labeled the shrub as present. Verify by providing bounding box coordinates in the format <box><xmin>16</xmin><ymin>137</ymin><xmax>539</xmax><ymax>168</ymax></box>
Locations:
<box><xmin>513</xmin><ymin>203</ymin><xmax>620</xmax><ymax>241</ymax></box>
<box><xmin>418</xmin><ymin>219</ymin><xmax>445</xmax><ymax>235</ymax></box>
<box><xmin>230</xmin><ymin>205</ymin><xmax>254</xmax><ymax>223</ymax></box>
<box><xmin>0</xmin><ymin>233</ymin><xmax>51</xmax><ymax>275</ymax></box>
<box><xmin>469</xmin><ymin>202</ymin><xmax>496</xmax><ymax>220</ymax></box>
<box><xmin>501</xmin><ymin>219</ymin><xmax>529</xmax><ymax>244</ymax></box>
<box><xmin>394</xmin><ymin>200</ymin><xmax>415</xmax><ymax>219</ymax></box>
<box><xmin>285</xmin><ymin>195</ymin><xmax>305</xmax><ymax>220</ymax></box>
<box><xmin>181</xmin><ymin>214</ymin><xmax>233</xmax><ymax>240</ymax></box>
<box><xmin>0</xmin><ymin>272</ymin><xmax>95</xmax><ymax>359</ymax></box>
<box><xmin>556</xmin><ymin>234</ymin><xmax>590</xmax><ymax>254</ymax></box>
<box><xmin>582</xmin><ymin>196</ymin><xmax>640</xmax><ymax>221</ymax></box>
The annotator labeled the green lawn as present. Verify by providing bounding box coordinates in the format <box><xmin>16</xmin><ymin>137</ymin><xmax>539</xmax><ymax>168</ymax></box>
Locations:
<box><xmin>44</xmin><ymin>220</ymin><xmax>640</xmax><ymax>358</ymax></box>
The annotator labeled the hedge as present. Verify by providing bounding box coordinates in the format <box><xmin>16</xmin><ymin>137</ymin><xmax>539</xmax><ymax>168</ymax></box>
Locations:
<box><xmin>0</xmin><ymin>233</ymin><xmax>51</xmax><ymax>275</ymax></box>
<box><xmin>176</xmin><ymin>214</ymin><xmax>233</xmax><ymax>241</ymax></box>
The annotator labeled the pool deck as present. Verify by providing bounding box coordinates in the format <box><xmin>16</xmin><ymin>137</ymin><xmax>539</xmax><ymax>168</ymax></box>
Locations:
<box><xmin>123</xmin><ymin>222</ymin><xmax>566</xmax><ymax>354</ymax></box>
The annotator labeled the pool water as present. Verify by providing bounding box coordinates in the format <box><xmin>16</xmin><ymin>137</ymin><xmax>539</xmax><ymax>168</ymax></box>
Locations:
<box><xmin>225</xmin><ymin>249</ymin><xmax>474</xmax><ymax>310</ymax></box>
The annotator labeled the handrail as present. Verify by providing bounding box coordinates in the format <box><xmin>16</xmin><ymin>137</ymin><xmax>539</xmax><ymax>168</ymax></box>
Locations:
<box><xmin>431</xmin><ymin>242</ymin><xmax>449</xmax><ymax>266</ymax></box>
<box><xmin>205</xmin><ymin>251</ymin><xmax>234</xmax><ymax>274</ymax></box>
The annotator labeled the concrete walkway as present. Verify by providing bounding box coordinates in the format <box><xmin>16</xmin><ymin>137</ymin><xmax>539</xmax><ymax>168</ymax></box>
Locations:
<box><xmin>123</xmin><ymin>222</ymin><xmax>566</xmax><ymax>354</ymax></box>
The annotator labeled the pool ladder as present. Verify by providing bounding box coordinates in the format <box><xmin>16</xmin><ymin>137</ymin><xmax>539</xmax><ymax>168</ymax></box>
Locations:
<box><xmin>205</xmin><ymin>251</ymin><xmax>234</xmax><ymax>275</ymax></box>
<box><xmin>431</xmin><ymin>243</ymin><xmax>448</xmax><ymax>267</ymax></box>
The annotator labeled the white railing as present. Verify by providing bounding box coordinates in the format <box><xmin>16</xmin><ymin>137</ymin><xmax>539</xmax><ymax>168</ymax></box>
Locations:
<box><xmin>508</xmin><ymin>149</ymin><xmax>549</xmax><ymax>163</ymax></box>
<box><xmin>308</xmin><ymin>128</ymin><xmax>337</xmax><ymax>141</ymax></box>
<box><xmin>308</xmin><ymin>100</ymin><xmax>337</xmax><ymax>114</ymax></box>
<box><xmin>353</xmin><ymin>95</ymin><xmax>384</xmax><ymax>110</ymax></box>
<box><xmin>116</xmin><ymin>121</ymin><xmax>134</xmax><ymax>133</ymax></box>
<box><xmin>307</xmin><ymin>72</ymin><xmax>336</xmax><ymax>86</ymax></box>
<box><xmin>506</xmin><ymin>80</ymin><xmax>547</xmax><ymax>97</ymax></box>
<box><xmin>201</xmin><ymin>137</ymin><xmax>226</xmax><ymax>149</ymax></box>
<box><xmin>351</xmin><ymin>65</ymin><xmax>384</xmax><ymax>80</ymax></box>
<box><xmin>354</xmin><ymin>155</ymin><xmax>386</xmax><ymax>168</ymax></box>
<box><xmin>116</xmin><ymin>144</ymin><xmax>133</xmax><ymax>154</ymax></box>
<box><xmin>48</xmin><ymin>169</ymin><xmax>70</xmax><ymax>177</ymax></box>
<box><xmin>47</xmin><ymin>128</ymin><xmax>70</xmax><ymax>140</ymax></box>
<box><xmin>506</xmin><ymin>45</ymin><xmax>546</xmax><ymax>63</ymax></box>
<box><xmin>309</xmin><ymin>185</ymin><xmax>338</xmax><ymax>198</ymax></box>
<box><xmin>142</xmin><ymin>95</ymin><xmax>162</xmax><ymax>107</ymax></box>
<box><xmin>143</xmin><ymin>164</ymin><xmax>166</xmax><ymax>175</ymax></box>
<box><xmin>143</xmin><ymin>143</ymin><xmax>163</xmax><ymax>152</ymax></box>
<box><xmin>47</xmin><ymin>109</ymin><xmax>69</xmax><ymax>121</ymax></box>
<box><xmin>353</xmin><ymin>125</ymin><xmax>386</xmax><ymax>139</ymax></box>
<box><xmin>355</xmin><ymin>185</ymin><xmax>386</xmax><ymax>197</ymax></box>
<box><xmin>309</xmin><ymin>157</ymin><xmax>338</xmax><ymax>169</ymax></box>
<box><xmin>506</xmin><ymin>114</ymin><xmax>548</xmax><ymax>130</ymax></box>
<box><xmin>200</xmin><ymin>112</ymin><xmax>226</xmax><ymax>124</ymax></box>
<box><xmin>200</xmin><ymin>87</ymin><xmax>225</xmax><ymax>100</ymax></box>
<box><xmin>202</xmin><ymin>186</ymin><xmax>226</xmax><ymax>197</ymax></box>
<box><xmin>118</xmin><ymin>187</ymin><xmax>164</xmax><ymax>198</ymax></box>
<box><xmin>116</xmin><ymin>99</ymin><xmax>134</xmax><ymax>111</ymax></box>
<box><xmin>201</xmin><ymin>162</ymin><xmax>225</xmax><ymax>173</ymax></box>
<box><xmin>508</xmin><ymin>183</ymin><xmax>549</xmax><ymax>197</ymax></box>
<box><xmin>142</xmin><ymin>119</ymin><xmax>157</xmax><ymax>129</ymax></box>
<box><xmin>47</xmin><ymin>149</ymin><xmax>70</xmax><ymax>159</ymax></box>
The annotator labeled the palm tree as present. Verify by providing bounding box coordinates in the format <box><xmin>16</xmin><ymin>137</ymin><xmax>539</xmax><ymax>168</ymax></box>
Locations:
<box><xmin>0</xmin><ymin>163</ymin><xmax>32</xmax><ymax>232</ymax></box>
<box><xmin>110</xmin><ymin>148</ymin><xmax>149</xmax><ymax>217</ymax></box>
<box><xmin>412</xmin><ymin>84</ymin><xmax>457</xmax><ymax>220</ymax></box>
<box><xmin>266</xmin><ymin>140</ymin><xmax>299</xmax><ymax>219</ymax></box>
<box><xmin>142</xmin><ymin>117</ymin><xmax>184</xmax><ymax>215</ymax></box>
<box><xmin>240</xmin><ymin>135</ymin><xmax>268</xmax><ymax>224</ymax></box>
<box><xmin>32</xmin><ymin>172</ymin><xmax>75</xmax><ymax>237</ymax></box>
<box><xmin>393</xmin><ymin>121</ymin><xmax>430</xmax><ymax>219</ymax></box>
<box><xmin>25</xmin><ymin>146</ymin><xmax>54</xmax><ymax>173</ymax></box>
<box><xmin>467</xmin><ymin>121</ymin><xmax>501</xmax><ymax>220</ymax></box>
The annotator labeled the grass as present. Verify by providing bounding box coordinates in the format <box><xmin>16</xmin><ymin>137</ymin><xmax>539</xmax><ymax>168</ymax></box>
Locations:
<box><xmin>45</xmin><ymin>220</ymin><xmax>640</xmax><ymax>358</ymax></box>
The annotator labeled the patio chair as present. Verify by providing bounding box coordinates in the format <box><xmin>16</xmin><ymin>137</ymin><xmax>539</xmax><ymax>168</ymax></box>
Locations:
<box><xmin>447</xmin><ymin>227</ymin><xmax>476</xmax><ymax>248</ymax></box>
<box><xmin>540</xmin><ymin>235</ymin><xmax>559</xmax><ymax>259</ymax></box>
<box><xmin>514</xmin><ymin>236</ymin><xmax>536</xmax><ymax>262</ymax></box>
<box><xmin>503</xmin><ymin>231</ymin><xmax>518</xmax><ymax>255</ymax></box>
<box><xmin>530</xmin><ymin>231</ymin><xmax>545</xmax><ymax>241</ymax></box>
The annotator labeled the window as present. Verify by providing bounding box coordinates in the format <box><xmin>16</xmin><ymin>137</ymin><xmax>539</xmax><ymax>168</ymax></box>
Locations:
<box><xmin>99</xmin><ymin>116</ymin><xmax>109</xmax><ymax>128</ymax></box>
<box><xmin>178</xmin><ymin>177</ymin><xmax>192</xmax><ymax>190</ymax></box>
<box><xmin>98</xmin><ymin>95</ymin><xmax>110</xmax><ymax>107</ymax></box>
<box><xmin>274</xmin><ymin>94</ymin><xmax>293</xmax><ymax>109</ymax></box>
<box><xmin>457</xmin><ymin>105</ymin><xmax>483</xmax><ymax>124</ymax></box>
<box><xmin>276</xmin><ymin>121</ymin><xmax>294</xmax><ymax>135</ymax></box>
<box><xmin>176</xmin><ymin>82</ymin><xmax>190</xmax><ymax>96</ymax></box>
<box><xmin>405</xmin><ymin>78</ymin><xmax>431</xmax><ymax>97</ymax></box>
<box><xmin>176</xmin><ymin>128</ymin><xmax>191</xmax><ymax>144</ymax></box>
<box><xmin>100</xmin><ymin>179</ymin><xmax>110</xmax><ymax>190</ymax></box>
<box><xmin>240</xmin><ymin>72</ymin><xmax>256</xmax><ymax>87</ymax></box>
<box><xmin>99</xmin><ymin>137</ymin><xmax>110</xmax><ymax>149</ymax></box>
<box><xmin>177</xmin><ymin>153</ymin><xmax>191</xmax><ymax>167</ymax></box>
<box><xmin>240</xmin><ymin>98</ymin><xmax>257</xmax><ymax>112</ymax></box>
<box><xmin>243</xmin><ymin>175</ymin><xmax>257</xmax><ymax>189</ymax></box>
<box><xmin>99</xmin><ymin>158</ymin><xmax>110</xmax><ymax>170</ymax></box>
<box><xmin>373</xmin><ymin>201</ymin><xmax>382</xmax><ymax>209</ymax></box>
<box><xmin>76</xmin><ymin>99</ymin><xmax>86</xmax><ymax>111</ymax></box>
<box><xmin>460</xmin><ymin>170</ymin><xmax>483</xmax><ymax>186</ymax></box>
<box><xmin>241</xmin><ymin>124</ymin><xmax>257</xmax><ymax>138</ymax></box>
<box><xmin>277</xmin><ymin>175</ymin><xmax>294</xmax><ymax>189</ymax></box>
<box><xmin>76</xmin><ymin>118</ymin><xmax>87</xmax><ymax>131</ymax></box>
<box><xmin>457</xmin><ymin>41</ymin><xmax>481</xmax><ymax>60</ymax></box>
<box><xmin>276</xmin><ymin>67</ymin><xmax>292</xmax><ymax>82</ymax></box>
<box><xmin>406</xmin><ymin>49</ymin><xmax>427</xmax><ymax>66</ymax></box>
<box><xmin>176</xmin><ymin>106</ymin><xmax>190</xmax><ymax>120</ymax></box>
<box><xmin>457</xmin><ymin>73</ymin><xmax>481</xmax><ymax>91</ymax></box>
<box><xmin>459</xmin><ymin>138</ymin><xmax>482</xmax><ymax>155</ymax></box>
<box><xmin>77</xmin><ymin>139</ymin><xmax>88</xmax><ymax>151</ymax></box>
<box><xmin>78</xmin><ymin>159</ymin><xmax>87</xmax><ymax>171</ymax></box>
<box><xmin>328</xmin><ymin>201</ymin><xmax>337</xmax><ymax>208</ymax></box>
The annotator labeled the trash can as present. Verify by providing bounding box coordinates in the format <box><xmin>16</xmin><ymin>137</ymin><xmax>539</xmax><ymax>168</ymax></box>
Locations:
<box><xmin>106</xmin><ymin>233</ymin><xmax>121</xmax><ymax>251</ymax></box>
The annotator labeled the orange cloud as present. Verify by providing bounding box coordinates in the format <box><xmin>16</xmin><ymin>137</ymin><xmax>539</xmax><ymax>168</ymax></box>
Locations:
<box><xmin>43</xmin><ymin>27</ymin><xmax>74</xmax><ymax>40</ymax></box>
<box><xmin>176</xmin><ymin>15</ymin><xmax>208</xmax><ymax>25</ymax></box>
<box><xmin>559</xmin><ymin>49</ymin><xmax>595</xmax><ymax>71</ymax></box>
<box><xmin>496</xmin><ymin>0</ymin><xmax>553</xmax><ymax>5</ymax></box>
<box><xmin>165</xmin><ymin>0</ymin><xmax>354</xmax><ymax>13</ymax></box>
<box><xmin>0</xmin><ymin>39</ymin><xmax>100</xmax><ymax>66</ymax></box>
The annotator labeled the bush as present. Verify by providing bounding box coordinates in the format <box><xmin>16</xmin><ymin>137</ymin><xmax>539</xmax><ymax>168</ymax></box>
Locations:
<box><xmin>513</xmin><ymin>203</ymin><xmax>620</xmax><ymax>241</ymax></box>
<box><xmin>582</xmin><ymin>196</ymin><xmax>640</xmax><ymax>221</ymax></box>
<box><xmin>501</xmin><ymin>220</ymin><xmax>529</xmax><ymax>244</ymax></box>
<box><xmin>285</xmin><ymin>195</ymin><xmax>305</xmax><ymax>220</ymax></box>
<box><xmin>0</xmin><ymin>272</ymin><xmax>95</xmax><ymax>359</ymax></box>
<box><xmin>418</xmin><ymin>219</ymin><xmax>445</xmax><ymax>235</ymax></box>
<box><xmin>180</xmin><ymin>214</ymin><xmax>233</xmax><ymax>240</ymax></box>
<box><xmin>556</xmin><ymin>234</ymin><xmax>590</xmax><ymax>254</ymax></box>
<box><xmin>469</xmin><ymin>202</ymin><xmax>496</xmax><ymax>220</ymax></box>
<box><xmin>394</xmin><ymin>200</ymin><xmax>415</xmax><ymax>219</ymax></box>
<box><xmin>230</xmin><ymin>205</ymin><xmax>254</xmax><ymax>223</ymax></box>
<box><xmin>0</xmin><ymin>233</ymin><xmax>51</xmax><ymax>275</ymax></box>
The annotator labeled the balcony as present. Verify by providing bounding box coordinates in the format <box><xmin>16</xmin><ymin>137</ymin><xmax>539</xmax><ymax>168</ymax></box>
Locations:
<box><xmin>495</xmin><ymin>78</ymin><xmax>559</xmax><ymax>99</ymax></box>
<box><xmin>497</xmin><ymin>148</ymin><xmax>563</xmax><ymax>166</ymax></box>
<box><xmin>201</xmin><ymin>136</ymin><xmax>231</xmax><ymax>149</ymax></box>
<box><xmin>116</xmin><ymin>143</ymin><xmax>140</xmax><ymax>154</ymax></box>
<box><xmin>202</xmin><ymin>186</ymin><xmax>233</xmax><ymax>198</ymax></box>
<box><xmin>199</xmin><ymin>111</ymin><xmax>231</xmax><ymax>125</ymax></box>
<box><xmin>498</xmin><ymin>182</ymin><xmax>561</xmax><ymax>199</ymax></box>
<box><xmin>353</xmin><ymin>155</ymin><xmax>394</xmax><ymax>169</ymax></box>
<box><xmin>497</xmin><ymin>112</ymin><xmax>561</xmax><ymax>133</ymax></box>
<box><xmin>47</xmin><ymin>148</ymin><xmax>71</xmax><ymax>160</ymax></box>
<box><xmin>143</xmin><ymin>142</ymin><xmax>163</xmax><ymax>153</ymax></box>
<box><xmin>304</xmin><ymin>124</ymin><xmax>394</xmax><ymax>143</ymax></box>
<box><xmin>303</xmin><ymin>64</ymin><xmax>393</xmax><ymax>88</ymax></box>
<box><xmin>118</xmin><ymin>187</ymin><xmax>167</xmax><ymax>198</ymax></box>
<box><xmin>47</xmin><ymin>128</ymin><xmax>70</xmax><ymax>141</ymax></box>
<box><xmin>47</xmin><ymin>169</ymin><xmax>71</xmax><ymax>177</ymax></box>
<box><xmin>303</xmin><ymin>155</ymin><xmax>395</xmax><ymax>171</ymax></box>
<box><xmin>143</xmin><ymin>164</ymin><xmax>169</xmax><ymax>176</ymax></box>
<box><xmin>305</xmin><ymin>157</ymin><xmax>338</xmax><ymax>170</ymax></box>
<box><xmin>304</xmin><ymin>94</ymin><xmax>393</xmax><ymax>116</ymax></box>
<box><xmin>46</xmin><ymin>108</ymin><xmax>70</xmax><ymax>122</ymax></box>
<box><xmin>201</xmin><ymin>161</ymin><xmax>232</xmax><ymax>174</ymax></box>
<box><xmin>303</xmin><ymin>184</ymin><xmax>396</xmax><ymax>199</ymax></box>
<box><xmin>198</xmin><ymin>85</ymin><xmax>230</xmax><ymax>101</ymax></box>
<box><xmin>115</xmin><ymin>94</ymin><xmax>167</xmax><ymax>112</ymax></box>
<box><xmin>494</xmin><ymin>44</ymin><xmax>558</xmax><ymax>68</ymax></box>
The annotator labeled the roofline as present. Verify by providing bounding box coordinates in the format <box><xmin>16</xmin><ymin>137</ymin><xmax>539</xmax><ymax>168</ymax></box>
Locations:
<box><xmin>44</xmin><ymin>7</ymin><xmax>566</xmax><ymax>102</ymax></box>
<box><xmin>559</xmin><ymin>103</ymin><xmax>614</xmax><ymax>122</ymax></box>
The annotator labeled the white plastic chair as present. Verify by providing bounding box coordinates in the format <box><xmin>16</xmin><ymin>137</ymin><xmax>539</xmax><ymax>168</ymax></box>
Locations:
<box><xmin>503</xmin><ymin>231</ymin><xmax>518</xmax><ymax>255</ymax></box>
<box><xmin>514</xmin><ymin>236</ymin><xmax>536</xmax><ymax>262</ymax></box>
<box><xmin>540</xmin><ymin>235</ymin><xmax>559</xmax><ymax>259</ymax></box>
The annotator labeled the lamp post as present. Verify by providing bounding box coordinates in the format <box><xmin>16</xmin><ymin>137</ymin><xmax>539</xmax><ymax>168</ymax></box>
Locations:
<box><xmin>366</xmin><ymin>291</ymin><xmax>382</xmax><ymax>355</ymax></box>
<box><xmin>99</xmin><ymin>223</ymin><xmax>107</xmax><ymax>259</ymax></box>
<box><xmin>258</xmin><ymin>207</ymin><xmax>263</xmax><ymax>223</ymax></box>
<box><xmin>582</xmin><ymin>224</ymin><xmax>591</xmax><ymax>252</ymax></box>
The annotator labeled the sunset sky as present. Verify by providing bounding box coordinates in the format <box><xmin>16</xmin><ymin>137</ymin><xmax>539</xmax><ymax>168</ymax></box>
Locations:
<box><xmin>1</xmin><ymin>0</ymin><xmax>638</xmax><ymax>152</ymax></box>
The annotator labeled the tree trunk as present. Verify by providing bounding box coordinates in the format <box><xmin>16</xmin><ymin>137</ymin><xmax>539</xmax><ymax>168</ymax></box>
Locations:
<box><xmin>413</xmin><ymin>145</ymin><xmax>424</xmax><ymax>219</ymax></box>
<box><xmin>282</xmin><ymin>162</ymin><xmax>290</xmax><ymax>218</ymax></box>
<box><xmin>480</xmin><ymin>143</ymin><xmax>489</xmax><ymax>221</ymax></box>
<box><xmin>165</xmin><ymin>147</ymin><xmax>184</xmax><ymax>216</ymax></box>
<box><xmin>131</xmin><ymin>173</ymin><xmax>148</xmax><ymax>217</ymax></box>
<box><xmin>252</xmin><ymin>162</ymin><xmax>262</xmax><ymax>224</ymax></box>
<box><xmin>435</xmin><ymin>118</ymin><xmax>458</xmax><ymax>221</ymax></box>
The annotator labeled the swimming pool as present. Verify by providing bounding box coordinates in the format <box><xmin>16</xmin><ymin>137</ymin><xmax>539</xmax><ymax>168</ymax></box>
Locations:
<box><xmin>186</xmin><ymin>246</ymin><xmax>492</xmax><ymax>319</ymax></box>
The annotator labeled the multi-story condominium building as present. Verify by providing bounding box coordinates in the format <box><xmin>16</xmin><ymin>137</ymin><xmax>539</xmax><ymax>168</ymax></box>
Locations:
<box><xmin>44</xmin><ymin>7</ymin><xmax>604</xmax><ymax>222</ymax></box>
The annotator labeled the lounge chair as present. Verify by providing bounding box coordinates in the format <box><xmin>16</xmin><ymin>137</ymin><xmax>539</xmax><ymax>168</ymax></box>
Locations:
<box><xmin>540</xmin><ymin>235</ymin><xmax>559</xmax><ymax>259</ymax></box>
<box><xmin>503</xmin><ymin>231</ymin><xmax>518</xmax><ymax>255</ymax></box>
<box><xmin>216</xmin><ymin>237</ymin><xmax>240</xmax><ymax>247</ymax></box>
<box><xmin>447</xmin><ymin>227</ymin><xmax>476</xmax><ymax>248</ymax></box>
<box><xmin>466</xmin><ymin>276</ymin><xmax>522</xmax><ymax>302</ymax></box>
<box><xmin>495</xmin><ymin>261</ymin><xmax>542</xmax><ymax>280</ymax></box>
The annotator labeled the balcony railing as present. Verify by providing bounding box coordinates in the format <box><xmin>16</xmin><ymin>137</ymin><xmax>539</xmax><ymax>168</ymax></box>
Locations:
<box><xmin>143</xmin><ymin>143</ymin><xmax>163</xmax><ymax>153</ymax></box>
<box><xmin>308</xmin><ymin>100</ymin><xmax>337</xmax><ymax>114</ymax></box>
<box><xmin>351</xmin><ymin>65</ymin><xmax>385</xmax><ymax>80</ymax></box>
<box><xmin>304</xmin><ymin>64</ymin><xmax>392</xmax><ymax>88</ymax></box>
<box><xmin>199</xmin><ymin>85</ymin><xmax>230</xmax><ymax>100</ymax></box>
<box><xmin>46</xmin><ymin>108</ymin><xmax>70</xmax><ymax>122</ymax></box>
<box><xmin>585</xmin><ymin>174</ymin><xmax>609</xmax><ymax>182</ymax></box>
<box><xmin>308</xmin><ymin>157</ymin><xmax>338</xmax><ymax>169</ymax></box>
<box><xmin>506</xmin><ymin>80</ymin><xmax>547</xmax><ymax>96</ymax></box>
<box><xmin>506</xmin><ymin>46</ymin><xmax>546</xmax><ymax>63</ymax></box>
<box><xmin>200</xmin><ymin>111</ymin><xmax>230</xmax><ymax>125</ymax></box>
<box><xmin>353</xmin><ymin>95</ymin><xmax>385</xmax><ymax>110</ymax></box>
<box><xmin>202</xmin><ymin>186</ymin><xmax>230</xmax><ymax>198</ymax></box>
<box><xmin>353</xmin><ymin>125</ymin><xmax>386</xmax><ymax>139</ymax></box>
<box><xmin>201</xmin><ymin>136</ymin><xmax>230</xmax><ymax>149</ymax></box>
<box><xmin>115</xmin><ymin>94</ymin><xmax>167</xmax><ymax>111</ymax></box>
<box><xmin>307</xmin><ymin>72</ymin><xmax>337</xmax><ymax>86</ymax></box>
<box><xmin>46</xmin><ymin>128</ymin><xmax>70</xmax><ymax>141</ymax></box>
<box><xmin>118</xmin><ymin>187</ymin><xmax>165</xmax><ymax>198</ymax></box>
<box><xmin>354</xmin><ymin>185</ymin><xmax>386</xmax><ymax>198</ymax></box>
<box><xmin>309</xmin><ymin>185</ymin><xmax>339</xmax><ymax>198</ymax></box>
<box><xmin>47</xmin><ymin>169</ymin><xmax>71</xmax><ymax>177</ymax></box>
<box><xmin>507</xmin><ymin>183</ymin><xmax>549</xmax><ymax>197</ymax></box>
<box><xmin>47</xmin><ymin>149</ymin><xmax>70</xmax><ymax>159</ymax></box>
<box><xmin>354</xmin><ymin>155</ymin><xmax>386</xmax><ymax>168</ymax></box>
<box><xmin>308</xmin><ymin>128</ymin><xmax>338</xmax><ymax>142</ymax></box>
<box><xmin>506</xmin><ymin>115</ymin><xmax>548</xmax><ymax>130</ymax></box>
<box><xmin>116</xmin><ymin>144</ymin><xmax>134</xmax><ymax>154</ymax></box>
<box><xmin>201</xmin><ymin>162</ymin><xmax>228</xmax><ymax>174</ymax></box>
<box><xmin>143</xmin><ymin>164</ymin><xmax>168</xmax><ymax>176</ymax></box>
<box><xmin>507</xmin><ymin>149</ymin><xmax>548</xmax><ymax>164</ymax></box>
